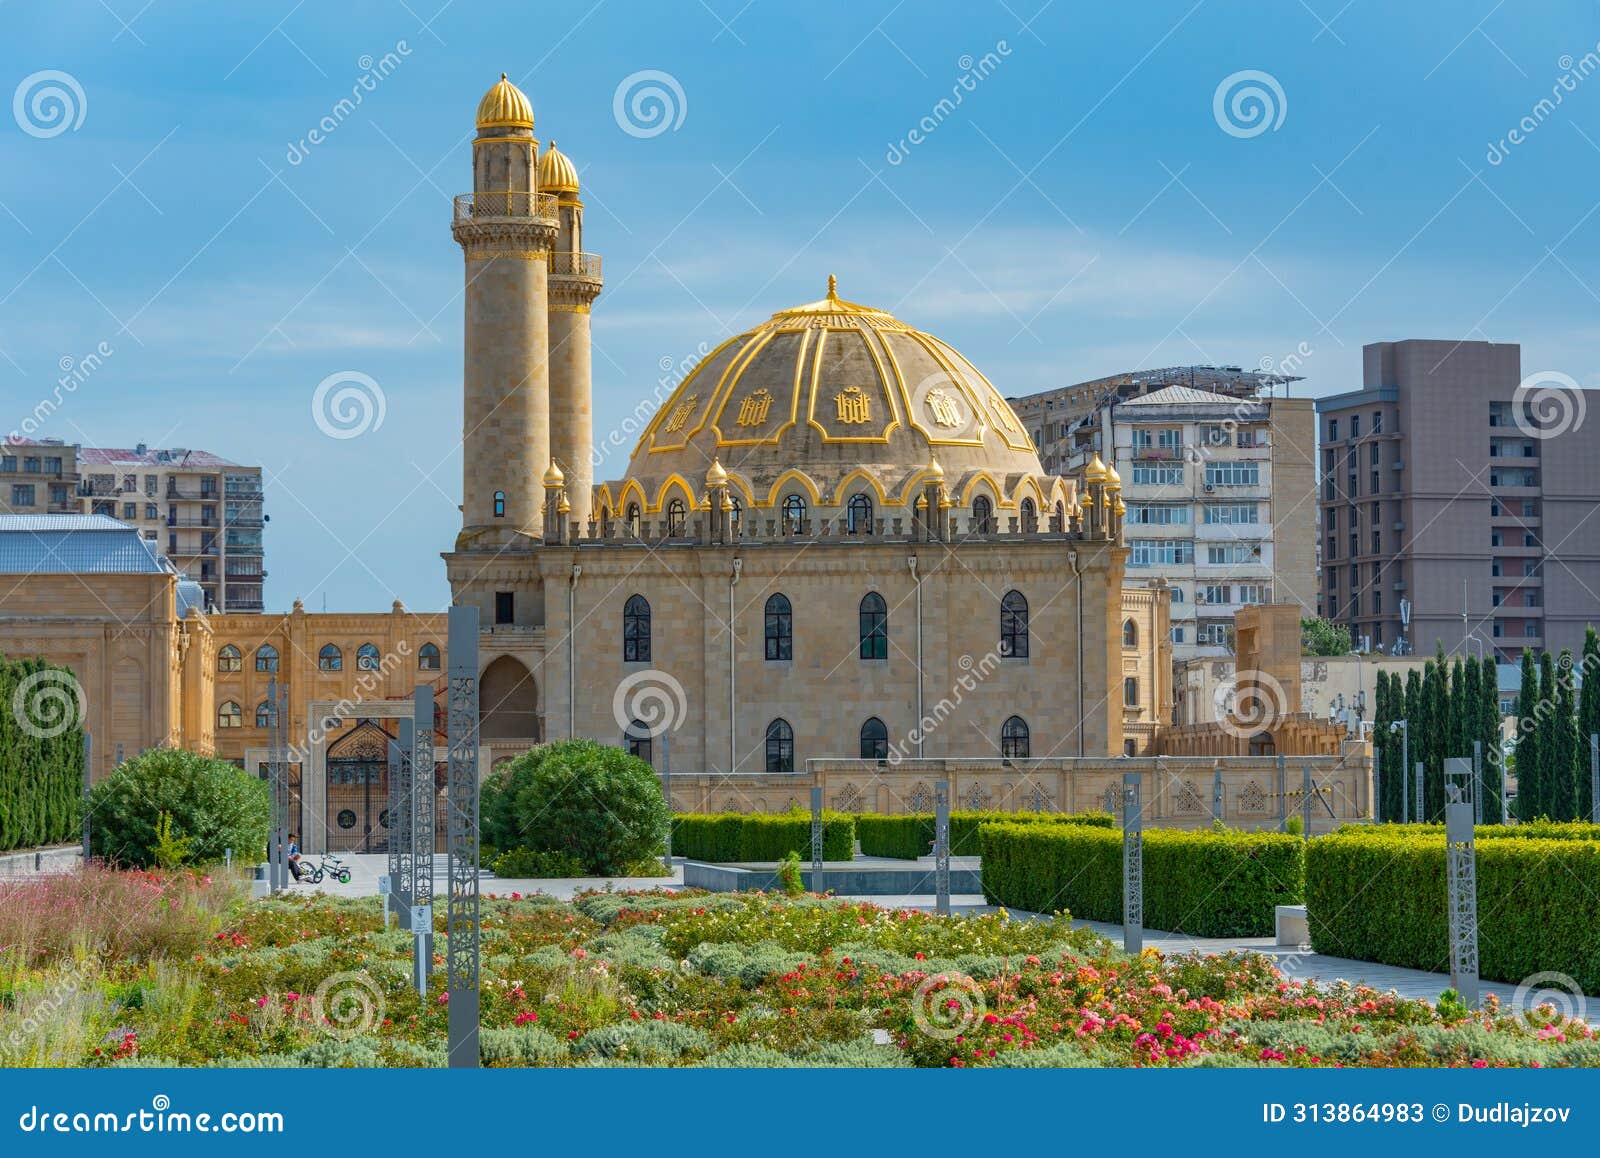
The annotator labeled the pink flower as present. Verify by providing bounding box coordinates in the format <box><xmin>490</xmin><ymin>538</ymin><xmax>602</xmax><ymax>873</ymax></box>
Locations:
<box><xmin>438</xmin><ymin>992</ymin><xmax>449</xmax><ymax>1003</ymax></box>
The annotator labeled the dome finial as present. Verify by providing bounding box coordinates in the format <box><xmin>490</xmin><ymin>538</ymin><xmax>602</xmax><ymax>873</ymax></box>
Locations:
<box><xmin>477</xmin><ymin>73</ymin><xmax>534</xmax><ymax>130</ymax></box>
<box><xmin>827</xmin><ymin>273</ymin><xmax>838</xmax><ymax>299</ymax></box>
<box><xmin>543</xmin><ymin>458</ymin><xmax>565</xmax><ymax>486</ymax></box>
<box><xmin>706</xmin><ymin>457</ymin><xmax>728</xmax><ymax>486</ymax></box>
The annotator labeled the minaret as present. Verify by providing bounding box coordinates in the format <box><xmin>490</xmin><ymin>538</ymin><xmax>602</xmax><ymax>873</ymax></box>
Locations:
<box><xmin>452</xmin><ymin>74</ymin><xmax>557</xmax><ymax>545</ymax></box>
<box><xmin>540</xmin><ymin>140</ymin><xmax>602</xmax><ymax>528</ymax></box>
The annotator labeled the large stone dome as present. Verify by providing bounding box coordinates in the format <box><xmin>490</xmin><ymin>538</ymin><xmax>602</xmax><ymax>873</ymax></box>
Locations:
<box><xmin>599</xmin><ymin>278</ymin><xmax>1070</xmax><ymax>523</ymax></box>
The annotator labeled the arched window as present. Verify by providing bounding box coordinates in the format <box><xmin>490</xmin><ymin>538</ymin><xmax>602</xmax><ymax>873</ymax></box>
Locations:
<box><xmin>1000</xmin><ymin>715</ymin><xmax>1030</xmax><ymax>758</ymax></box>
<box><xmin>255</xmin><ymin>700</ymin><xmax>272</xmax><ymax>729</ymax></box>
<box><xmin>255</xmin><ymin>644</ymin><xmax>279</xmax><ymax>673</ymax></box>
<box><xmin>764</xmin><ymin>593</ymin><xmax>792</xmax><ymax>660</ymax></box>
<box><xmin>624</xmin><ymin>719</ymin><xmax>652</xmax><ymax>765</ymax></box>
<box><xmin>1054</xmin><ymin>500</ymin><xmax>1065</xmax><ymax>530</ymax></box>
<box><xmin>860</xmin><ymin>717</ymin><xmax>888</xmax><ymax>760</ymax></box>
<box><xmin>973</xmin><ymin>494</ymin><xmax>993</xmax><ymax>533</ymax></box>
<box><xmin>1020</xmin><ymin>497</ymin><xmax>1037</xmax><ymax>533</ymax></box>
<box><xmin>729</xmin><ymin>496</ymin><xmax>743</xmax><ymax>533</ymax></box>
<box><xmin>217</xmin><ymin>644</ymin><xmax>241</xmax><ymax>673</ymax></box>
<box><xmin>624</xmin><ymin>594</ymin><xmax>651</xmax><ymax>662</ymax></box>
<box><xmin>356</xmin><ymin>642</ymin><xmax>381</xmax><ymax>671</ymax></box>
<box><xmin>493</xmin><ymin>490</ymin><xmax>506</xmax><ymax>518</ymax></box>
<box><xmin>1123</xmin><ymin>677</ymin><xmax>1140</xmax><ymax>707</ymax></box>
<box><xmin>846</xmin><ymin>493</ymin><xmax>873</xmax><ymax>534</ymax></box>
<box><xmin>218</xmin><ymin>700</ymin><xmax>242</xmax><ymax>729</ymax></box>
<box><xmin>1000</xmin><ymin>590</ymin><xmax>1029</xmax><ymax>658</ymax></box>
<box><xmin>1122</xmin><ymin>619</ymin><xmax>1138</xmax><ymax>648</ymax></box>
<box><xmin>665</xmin><ymin>497</ymin><xmax>686</xmax><ymax>535</ymax></box>
<box><xmin>626</xmin><ymin>502</ymin><xmax>641</xmax><ymax>530</ymax></box>
<box><xmin>318</xmin><ymin>644</ymin><xmax>343</xmax><ymax>672</ymax></box>
<box><xmin>418</xmin><ymin>642</ymin><xmax>441</xmax><ymax>671</ymax></box>
<box><xmin>858</xmin><ymin>592</ymin><xmax>887</xmax><ymax>659</ymax></box>
<box><xmin>765</xmin><ymin>718</ymin><xmax>794</xmax><ymax>773</ymax></box>
<box><xmin>782</xmin><ymin>494</ymin><xmax>807</xmax><ymax>533</ymax></box>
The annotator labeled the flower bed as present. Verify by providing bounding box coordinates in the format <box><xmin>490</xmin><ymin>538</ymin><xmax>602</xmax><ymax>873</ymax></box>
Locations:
<box><xmin>2</xmin><ymin>870</ymin><xmax>1596</xmax><ymax>1068</ymax></box>
<box><xmin>979</xmin><ymin>824</ymin><xmax>1304</xmax><ymax>937</ymax></box>
<box><xmin>855</xmin><ymin>810</ymin><xmax>1113</xmax><ymax>859</ymax></box>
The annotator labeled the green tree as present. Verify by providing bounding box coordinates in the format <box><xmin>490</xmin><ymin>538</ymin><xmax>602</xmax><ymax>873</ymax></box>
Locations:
<box><xmin>0</xmin><ymin>654</ymin><xmax>86</xmax><ymax>852</ymax></box>
<box><xmin>1537</xmin><ymin>651</ymin><xmax>1560</xmax><ymax>818</ymax></box>
<box><xmin>1422</xmin><ymin>647</ymin><xmax>1450</xmax><ymax>820</ymax></box>
<box><xmin>1579</xmin><ymin>625</ymin><xmax>1599</xmax><ymax>822</ymax></box>
<box><xmin>1374</xmin><ymin>671</ymin><xmax>1395</xmax><ymax>821</ymax></box>
<box><xmin>481</xmin><ymin>739</ymin><xmax>668</xmax><ymax>874</ymax></box>
<box><xmin>1403</xmin><ymin>667</ymin><xmax>1423</xmax><ymax>822</ymax></box>
<box><xmin>1455</xmin><ymin>658</ymin><xmax>1474</xmax><ymax>759</ymax></box>
<box><xmin>1551</xmin><ymin>650</ymin><xmax>1579</xmax><ymax>820</ymax></box>
<box><xmin>88</xmin><ymin>748</ymin><xmax>269</xmax><ymax>868</ymax></box>
<box><xmin>1479</xmin><ymin>655</ymin><xmax>1504</xmax><ymax>824</ymax></box>
<box><xmin>1514</xmin><ymin>649</ymin><xmax>1541</xmax><ymax>820</ymax></box>
<box><xmin>1301</xmin><ymin>618</ymin><xmax>1353</xmax><ymax>656</ymax></box>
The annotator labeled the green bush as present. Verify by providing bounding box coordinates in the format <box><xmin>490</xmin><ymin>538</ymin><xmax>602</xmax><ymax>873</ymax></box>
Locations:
<box><xmin>670</xmin><ymin>812</ymin><xmax>854</xmax><ymax>862</ymax></box>
<box><xmin>1306</xmin><ymin>829</ymin><xmax>1600</xmax><ymax>991</ymax></box>
<box><xmin>856</xmin><ymin>810</ymin><xmax>1114</xmax><ymax>859</ymax></box>
<box><xmin>0</xmin><ymin>655</ymin><xmax>85</xmax><ymax>852</ymax></box>
<box><xmin>87</xmin><ymin>749</ymin><xmax>269</xmax><ymax>868</ymax></box>
<box><xmin>979</xmin><ymin>823</ymin><xmax>1304</xmax><ymax>937</ymax></box>
<box><xmin>492</xmin><ymin>848</ymin><xmax>587</xmax><ymax>878</ymax></box>
<box><xmin>480</xmin><ymin>740</ymin><xmax>668</xmax><ymax>874</ymax></box>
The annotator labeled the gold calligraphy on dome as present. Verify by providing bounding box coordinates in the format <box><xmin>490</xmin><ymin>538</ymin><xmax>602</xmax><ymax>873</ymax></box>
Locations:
<box><xmin>736</xmin><ymin>389</ymin><xmax>774</xmax><ymax>427</ymax></box>
<box><xmin>926</xmin><ymin>388</ymin><xmax>962</xmax><ymax>429</ymax></box>
<box><xmin>834</xmin><ymin>386</ymin><xmax>871</xmax><ymax>424</ymax></box>
<box><xmin>663</xmin><ymin>394</ymin><xmax>698</xmax><ymax>433</ymax></box>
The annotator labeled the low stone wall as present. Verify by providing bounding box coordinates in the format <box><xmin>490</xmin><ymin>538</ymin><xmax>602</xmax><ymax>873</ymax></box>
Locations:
<box><xmin>0</xmin><ymin>845</ymin><xmax>82</xmax><ymax>880</ymax></box>
<box><xmin>663</xmin><ymin>754</ymin><xmax>1370</xmax><ymax>835</ymax></box>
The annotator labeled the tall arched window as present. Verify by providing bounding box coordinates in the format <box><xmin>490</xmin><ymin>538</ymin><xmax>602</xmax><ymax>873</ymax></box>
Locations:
<box><xmin>665</xmin><ymin>497</ymin><xmax>686</xmax><ymax>535</ymax></box>
<box><xmin>626</xmin><ymin>502</ymin><xmax>641</xmax><ymax>531</ymax></box>
<box><xmin>318</xmin><ymin>644</ymin><xmax>343</xmax><ymax>671</ymax></box>
<box><xmin>1122</xmin><ymin>619</ymin><xmax>1138</xmax><ymax>649</ymax></box>
<box><xmin>493</xmin><ymin>490</ymin><xmax>506</xmax><ymax>518</ymax></box>
<box><xmin>1020</xmin><ymin>497</ymin><xmax>1037</xmax><ymax>533</ymax></box>
<box><xmin>357</xmin><ymin>642</ymin><xmax>381</xmax><ymax>671</ymax></box>
<box><xmin>217</xmin><ymin>644</ymin><xmax>241</xmax><ymax>673</ymax></box>
<box><xmin>1123</xmin><ymin>677</ymin><xmax>1140</xmax><ymax>707</ymax></box>
<box><xmin>418</xmin><ymin>642</ymin><xmax>441</xmax><ymax>671</ymax></box>
<box><xmin>1000</xmin><ymin>590</ymin><xmax>1029</xmax><ymax>658</ymax></box>
<box><xmin>624</xmin><ymin>594</ymin><xmax>651</xmax><ymax>662</ymax></box>
<box><xmin>1054</xmin><ymin>500</ymin><xmax>1065</xmax><ymax>530</ymax></box>
<box><xmin>255</xmin><ymin>644</ymin><xmax>279</xmax><ymax>673</ymax></box>
<box><xmin>625</xmin><ymin>719</ymin><xmax>652</xmax><ymax>765</ymax></box>
<box><xmin>860</xmin><ymin>717</ymin><xmax>888</xmax><ymax>760</ymax></box>
<box><xmin>1000</xmin><ymin>715</ymin><xmax>1030</xmax><ymax>758</ymax></box>
<box><xmin>255</xmin><ymin>700</ymin><xmax>272</xmax><ymax>729</ymax></box>
<box><xmin>218</xmin><ymin>700</ymin><xmax>242</xmax><ymax>729</ymax></box>
<box><xmin>973</xmin><ymin>494</ymin><xmax>993</xmax><ymax>533</ymax></box>
<box><xmin>764</xmin><ymin>594</ymin><xmax>792</xmax><ymax>660</ymax></box>
<box><xmin>782</xmin><ymin>494</ymin><xmax>807</xmax><ymax>533</ymax></box>
<box><xmin>729</xmin><ymin>496</ymin><xmax>743</xmax><ymax>534</ymax></box>
<box><xmin>859</xmin><ymin>592</ymin><xmax>888</xmax><ymax>659</ymax></box>
<box><xmin>846</xmin><ymin>493</ymin><xmax>873</xmax><ymax>534</ymax></box>
<box><xmin>765</xmin><ymin>718</ymin><xmax>794</xmax><ymax>773</ymax></box>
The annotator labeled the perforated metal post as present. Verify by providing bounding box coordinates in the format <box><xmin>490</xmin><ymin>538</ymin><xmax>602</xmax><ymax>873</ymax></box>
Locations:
<box><xmin>411</xmin><ymin>685</ymin><xmax>435</xmax><ymax>986</ymax></box>
<box><xmin>267</xmin><ymin>679</ymin><xmax>282</xmax><ymax>891</ymax></box>
<box><xmin>81</xmin><ymin>733</ymin><xmax>91</xmax><ymax>863</ymax></box>
<box><xmin>809</xmin><ymin>786</ymin><xmax>823</xmax><ymax>877</ymax></box>
<box><xmin>1444</xmin><ymin>758</ymin><xmax>1479</xmax><ymax>1009</ymax></box>
<box><xmin>1473</xmin><ymin>741</ymin><xmax>1484</xmax><ymax>825</ymax></box>
<box><xmin>385</xmin><ymin>738</ymin><xmax>400</xmax><ymax>929</ymax></box>
<box><xmin>1414</xmin><ymin>762</ymin><xmax>1425</xmax><ymax>825</ymax></box>
<box><xmin>1396</xmin><ymin>720</ymin><xmax>1409</xmax><ymax>823</ymax></box>
<box><xmin>661</xmin><ymin>731</ymin><xmax>673</xmax><ymax>869</ymax></box>
<box><xmin>277</xmin><ymin>683</ymin><xmax>289</xmax><ymax>857</ymax></box>
<box><xmin>1275</xmin><ymin>754</ymin><xmax>1286</xmax><ymax>824</ymax></box>
<box><xmin>934</xmin><ymin>779</ymin><xmax>950</xmax><ymax>916</ymax></box>
<box><xmin>1122</xmin><ymin>772</ymin><xmax>1143</xmax><ymax>955</ymax></box>
<box><xmin>445</xmin><ymin>604</ymin><xmax>481</xmax><ymax>1068</ymax></box>
<box><xmin>394</xmin><ymin>722</ymin><xmax>414</xmax><ymax>932</ymax></box>
<box><xmin>1211</xmin><ymin>767</ymin><xmax>1223</xmax><ymax>825</ymax></box>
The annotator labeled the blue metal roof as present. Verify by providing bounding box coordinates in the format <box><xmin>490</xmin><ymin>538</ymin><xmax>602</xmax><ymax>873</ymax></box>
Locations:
<box><xmin>0</xmin><ymin>514</ymin><xmax>169</xmax><ymax>575</ymax></box>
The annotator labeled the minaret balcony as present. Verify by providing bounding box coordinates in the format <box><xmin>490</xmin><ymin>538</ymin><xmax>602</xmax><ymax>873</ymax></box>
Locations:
<box><xmin>453</xmin><ymin>191</ymin><xmax>559</xmax><ymax>224</ymax></box>
<box><xmin>549</xmin><ymin>251</ymin><xmax>603</xmax><ymax>286</ymax></box>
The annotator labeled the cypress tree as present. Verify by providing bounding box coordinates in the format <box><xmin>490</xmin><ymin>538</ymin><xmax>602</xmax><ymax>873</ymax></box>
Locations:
<box><xmin>1537</xmin><ymin>650</ymin><xmax>1558</xmax><ymax>818</ymax></box>
<box><xmin>1480</xmin><ymin>655</ymin><xmax>1503</xmax><ymax>824</ymax></box>
<box><xmin>1374</xmin><ymin>671</ymin><xmax>1393</xmax><ymax>822</ymax></box>
<box><xmin>1579</xmin><ymin>625</ymin><xmax>1599</xmax><ymax>822</ymax></box>
<box><xmin>1552</xmin><ymin>650</ymin><xmax>1579</xmax><ymax>820</ymax></box>
<box><xmin>1404</xmin><ymin>667</ymin><xmax>1423</xmax><ymax>823</ymax></box>
<box><xmin>1514</xmin><ymin>649</ymin><xmax>1541</xmax><ymax>820</ymax></box>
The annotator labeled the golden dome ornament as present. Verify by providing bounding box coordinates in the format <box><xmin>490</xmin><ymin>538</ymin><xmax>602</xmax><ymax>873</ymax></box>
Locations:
<box><xmin>1085</xmin><ymin>453</ymin><xmax>1109</xmax><ymax>483</ymax></box>
<box><xmin>538</xmin><ymin>140</ymin><xmax>580</xmax><ymax>193</ymax></box>
<box><xmin>705</xmin><ymin>457</ymin><xmax>728</xmax><ymax>486</ymax></box>
<box><xmin>476</xmin><ymin>73</ymin><xmax>534</xmax><ymax>130</ymax></box>
<box><xmin>543</xmin><ymin>459</ymin><xmax>565</xmax><ymax>486</ymax></box>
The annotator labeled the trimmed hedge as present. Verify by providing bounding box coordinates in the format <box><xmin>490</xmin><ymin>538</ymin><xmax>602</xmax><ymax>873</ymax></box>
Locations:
<box><xmin>856</xmin><ymin>810</ymin><xmax>1114</xmax><ymax>859</ymax></box>
<box><xmin>1307</xmin><ymin>828</ymin><xmax>1600</xmax><ymax>992</ymax></box>
<box><xmin>0</xmin><ymin>655</ymin><xmax>85</xmax><ymax>852</ymax></box>
<box><xmin>672</xmin><ymin>813</ymin><xmax>854</xmax><ymax>862</ymax></box>
<box><xmin>980</xmin><ymin>823</ymin><xmax>1305</xmax><ymax>938</ymax></box>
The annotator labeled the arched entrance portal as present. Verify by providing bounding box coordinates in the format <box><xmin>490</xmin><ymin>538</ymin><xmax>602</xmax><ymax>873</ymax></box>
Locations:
<box><xmin>326</xmin><ymin>720</ymin><xmax>394</xmax><ymax>852</ymax></box>
<box><xmin>480</xmin><ymin>655</ymin><xmax>539</xmax><ymax>741</ymax></box>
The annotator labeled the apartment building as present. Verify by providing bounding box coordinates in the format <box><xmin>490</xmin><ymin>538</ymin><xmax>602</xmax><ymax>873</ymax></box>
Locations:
<box><xmin>0</xmin><ymin>439</ymin><xmax>266</xmax><ymax>613</ymax></box>
<box><xmin>1049</xmin><ymin>385</ymin><xmax>1317</xmax><ymax>660</ymax></box>
<box><xmin>1314</xmin><ymin>340</ymin><xmax>1599</xmax><ymax>661</ymax></box>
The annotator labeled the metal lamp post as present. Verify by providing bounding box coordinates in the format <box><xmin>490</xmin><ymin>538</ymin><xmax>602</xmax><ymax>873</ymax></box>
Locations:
<box><xmin>1390</xmin><ymin>719</ymin><xmax>1409</xmax><ymax>823</ymax></box>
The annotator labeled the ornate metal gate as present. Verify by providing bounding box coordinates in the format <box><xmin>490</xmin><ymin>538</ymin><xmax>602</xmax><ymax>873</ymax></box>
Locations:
<box><xmin>327</xmin><ymin>721</ymin><xmax>393</xmax><ymax>852</ymax></box>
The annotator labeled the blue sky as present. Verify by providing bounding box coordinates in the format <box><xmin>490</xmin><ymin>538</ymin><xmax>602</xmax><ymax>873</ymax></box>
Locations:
<box><xmin>4</xmin><ymin>0</ymin><xmax>1599</xmax><ymax>610</ymax></box>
